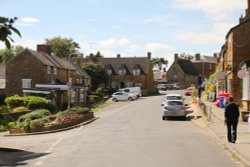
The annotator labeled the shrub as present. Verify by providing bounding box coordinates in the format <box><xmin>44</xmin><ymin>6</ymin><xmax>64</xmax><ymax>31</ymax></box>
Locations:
<box><xmin>12</xmin><ymin>106</ymin><xmax>28</xmax><ymax>112</ymax></box>
<box><xmin>5</xmin><ymin>95</ymin><xmax>25</xmax><ymax>108</ymax></box>
<box><xmin>0</xmin><ymin>106</ymin><xmax>11</xmax><ymax>113</ymax></box>
<box><xmin>56</xmin><ymin>107</ymin><xmax>90</xmax><ymax>118</ymax></box>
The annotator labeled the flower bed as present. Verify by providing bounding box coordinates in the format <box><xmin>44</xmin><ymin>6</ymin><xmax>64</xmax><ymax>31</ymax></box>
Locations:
<box><xmin>9</xmin><ymin>112</ymin><xmax>94</xmax><ymax>134</ymax></box>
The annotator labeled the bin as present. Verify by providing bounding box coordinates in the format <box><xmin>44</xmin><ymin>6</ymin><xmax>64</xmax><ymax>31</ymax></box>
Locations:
<box><xmin>219</xmin><ymin>96</ymin><xmax>225</xmax><ymax>108</ymax></box>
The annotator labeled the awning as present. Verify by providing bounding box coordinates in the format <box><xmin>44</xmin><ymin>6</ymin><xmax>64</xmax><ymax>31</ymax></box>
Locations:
<box><xmin>23</xmin><ymin>89</ymin><xmax>51</xmax><ymax>94</ymax></box>
<box><xmin>36</xmin><ymin>84</ymin><xmax>68</xmax><ymax>90</ymax></box>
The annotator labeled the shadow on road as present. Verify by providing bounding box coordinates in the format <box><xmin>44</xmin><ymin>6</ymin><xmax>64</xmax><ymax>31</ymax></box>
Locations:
<box><xmin>0</xmin><ymin>147</ymin><xmax>49</xmax><ymax>166</ymax></box>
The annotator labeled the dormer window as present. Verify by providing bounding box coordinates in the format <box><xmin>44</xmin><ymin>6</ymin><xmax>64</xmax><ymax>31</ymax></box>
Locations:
<box><xmin>119</xmin><ymin>69</ymin><xmax>126</xmax><ymax>75</ymax></box>
<box><xmin>106</xmin><ymin>69</ymin><xmax>112</xmax><ymax>75</ymax></box>
<box><xmin>133</xmin><ymin>69</ymin><xmax>140</xmax><ymax>75</ymax></box>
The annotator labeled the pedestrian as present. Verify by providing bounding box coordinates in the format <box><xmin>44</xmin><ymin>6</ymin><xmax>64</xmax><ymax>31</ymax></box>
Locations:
<box><xmin>224</xmin><ymin>97</ymin><xmax>239</xmax><ymax>143</ymax></box>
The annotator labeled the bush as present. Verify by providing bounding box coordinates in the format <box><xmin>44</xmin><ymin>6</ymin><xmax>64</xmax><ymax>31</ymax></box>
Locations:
<box><xmin>0</xmin><ymin>106</ymin><xmax>11</xmax><ymax>113</ymax></box>
<box><xmin>12</xmin><ymin>106</ymin><xmax>28</xmax><ymax>112</ymax></box>
<box><xmin>5</xmin><ymin>95</ymin><xmax>57</xmax><ymax>113</ymax></box>
<box><xmin>56</xmin><ymin>107</ymin><xmax>90</xmax><ymax>118</ymax></box>
<box><xmin>5</xmin><ymin>95</ymin><xmax>25</xmax><ymax>108</ymax></box>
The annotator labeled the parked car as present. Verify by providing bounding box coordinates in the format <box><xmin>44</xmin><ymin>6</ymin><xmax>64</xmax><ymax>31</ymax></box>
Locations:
<box><xmin>156</xmin><ymin>84</ymin><xmax>167</xmax><ymax>90</ymax></box>
<box><xmin>184</xmin><ymin>87</ymin><xmax>194</xmax><ymax>96</ymax></box>
<box><xmin>171</xmin><ymin>83</ymin><xmax>180</xmax><ymax>90</ymax></box>
<box><xmin>162</xmin><ymin>100</ymin><xmax>186</xmax><ymax>120</ymax></box>
<box><xmin>111</xmin><ymin>92</ymin><xmax>137</xmax><ymax>102</ymax></box>
<box><xmin>116</xmin><ymin>87</ymin><xmax>142</xmax><ymax>98</ymax></box>
<box><xmin>161</xmin><ymin>93</ymin><xmax>184</xmax><ymax>106</ymax></box>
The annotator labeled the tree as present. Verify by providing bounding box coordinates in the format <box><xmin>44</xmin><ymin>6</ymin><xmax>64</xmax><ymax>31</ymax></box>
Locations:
<box><xmin>179</xmin><ymin>53</ymin><xmax>194</xmax><ymax>60</ymax></box>
<box><xmin>0</xmin><ymin>17</ymin><xmax>21</xmax><ymax>49</ymax></box>
<box><xmin>45</xmin><ymin>36</ymin><xmax>81</xmax><ymax>58</ymax></box>
<box><xmin>151</xmin><ymin>57</ymin><xmax>168</xmax><ymax>71</ymax></box>
<box><xmin>81</xmin><ymin>62</ymin><xmax>108</xmax><ymax>90</ymax></box>
<box><xmin>0</xmin><ymin>45</ymin><xmax>25</xmax><ymax>63</ymax></box>
<box><xmin>85</xmin><ymin>51</ymin><xmax>103</xmax><ymax>58</ymax></box>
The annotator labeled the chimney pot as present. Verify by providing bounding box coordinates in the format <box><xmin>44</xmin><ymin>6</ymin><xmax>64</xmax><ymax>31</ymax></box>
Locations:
<box><xmin>174</xmin><ymin>53</ymin><xmax>178</xmax><ymax>61</ymax></box>
<box><xmin>117</xmin><ymin>54</ymin><xmax>121</xmax><ymax>58</ymax></box>
<box><xmin>147</xmin><ymin>52</ymin><xmax>151</xmax><ymax>59</ymax></box>
<box><xmin>37</xmin><ymin>44</ymin><xmax>52</xmax><ymax>55</ymax></box>
<box><xmin>195</xmin><ymin>53</ymin><xmax>201</xmax><ymax>61</ymax></box>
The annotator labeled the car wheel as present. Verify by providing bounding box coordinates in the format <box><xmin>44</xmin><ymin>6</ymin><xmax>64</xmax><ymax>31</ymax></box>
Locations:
<box><xmin>112</xmin><ymin>98</ymin><xmax>118</xmax><ymax>102</ymax></box>
<box><xmin>162</xmin><ymin>116</ymin><xmax>165</xmax><ymax>120</ymax></box>
<box><xmin>128</xmin><ymin>97</ymin><xmax>133</xmax><ymax>101</ymax></box>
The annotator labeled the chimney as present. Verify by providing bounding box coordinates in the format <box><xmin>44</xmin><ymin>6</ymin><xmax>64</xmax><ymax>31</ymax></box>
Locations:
<box><xmin>117</xmin><ymin>54</ymin><xmax>121</xmax><ymax>58</ymax></box>
<box><xmin>147</xmin><ymin>52</ymin><xmax>151</xmax><ymax>60</ymax></box>
<box><xmin>195</xmin><ymin>53</ymin><xmax>201</xmax><ymax>61</ymax></box>
<box><xmin>174</xmin><ymin>53</ymin><xmax>178</xmax><ymax>61</ymax></box>
<box><xmin>37</xmin><ymin>44</ymin><xmax>52</xmax><ymax>55</ymax></box>
<box><xmin>213</xmin><ymin>53</ymin><xmax>217</xmax><ymax>58</ymax></box>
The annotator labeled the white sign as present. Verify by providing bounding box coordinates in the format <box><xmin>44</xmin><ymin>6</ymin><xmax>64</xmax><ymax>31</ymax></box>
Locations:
<box><xmin>237</xmin><ymin>70</ymin><xmax>248</xmax><ymax>78</ymax></box>
<box><xmin>216</xmin><ymin>71</ymin><xmax>225</xmax><ymax>80</ymax></box>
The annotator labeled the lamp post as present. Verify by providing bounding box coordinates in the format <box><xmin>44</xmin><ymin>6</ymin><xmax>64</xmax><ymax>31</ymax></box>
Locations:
<box><xmin>67</xmin><ymin>54</ymin><xmax>72</xmax><ymax>109</ymax></box>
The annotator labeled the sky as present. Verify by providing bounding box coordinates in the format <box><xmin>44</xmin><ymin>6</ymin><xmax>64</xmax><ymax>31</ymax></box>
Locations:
<box><xmin>0</xmin><ymin>0</ymin><xmax>248</xmax><ymax>65</ymax></box>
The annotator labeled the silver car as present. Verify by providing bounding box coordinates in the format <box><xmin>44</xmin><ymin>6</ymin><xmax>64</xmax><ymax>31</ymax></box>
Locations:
<box><xmin>161</xmin><ymin>93</ymin><xmax>184</xmax><ymax>106</ymax></box>
<box><xmin>162</xmin><ymin>100</ymin><xmax>186</xmax><ymax>120</ymax></box>
<box><xmin>112</xmin><ymin>92</ymin><xmax>137</xmax><ymax>102</ymax></box>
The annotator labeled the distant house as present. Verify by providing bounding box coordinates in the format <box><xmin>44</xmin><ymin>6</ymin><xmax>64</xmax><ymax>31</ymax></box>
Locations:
<box><xmin>167</xmin><ymin>54</ymin><xmax>199</xmax><ymax>88</ymax></box>
<box><xmin>191</xmin><ymin>53</ymin><xmax>218</xmax><ymax>80</ymax></box>
<box><xmin>0</xmin><ymin>45</ymin><xmax>91</xmax><ymax>110</ymax></box>
<box><xmin>217</xmin><ymin>1</ymin><xmax>250</xmax><ymax>107</ymax></box>
<box><xmin>81</xmin><ymin>52</ymin><xmax>154</xmax><ymax>92</ymax></box>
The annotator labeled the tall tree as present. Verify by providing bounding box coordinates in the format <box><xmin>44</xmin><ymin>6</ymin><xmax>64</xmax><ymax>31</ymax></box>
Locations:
<box><xmin>0</xmin><ymin>45</ymin><xmax>25</xmax><ymax>63</ymax></box>
<box><xmin>45</xmin><ymin>36</ymin><xmax>81</xmax><ymax>58</ymax></box>
<box><xmin>0</xmin><ymin>17</ymin><xmax>21</xmax><ymax>49</ymax></box>
<box><xmin>81</xmin><ymin>62</ymin><xmax>108</xmax><ymax>90</ymax></box>
<box><xmin>151</xmin><ymin>57</ymin><xmax>168</xmax><ymax>70</ymax></box>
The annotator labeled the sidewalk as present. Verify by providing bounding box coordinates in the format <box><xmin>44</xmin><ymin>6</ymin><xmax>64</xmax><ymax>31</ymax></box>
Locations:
<box><xmin>190</xmin><ymin>98</ymin><xmax>250</xmax><ymax>167</ymax></box>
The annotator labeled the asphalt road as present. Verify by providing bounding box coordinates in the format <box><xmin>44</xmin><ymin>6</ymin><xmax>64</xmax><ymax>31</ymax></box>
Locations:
<box><xmin>0</xmin><ymin>91</ymin><xmax>241</xmax><ymax>167</ymax></box>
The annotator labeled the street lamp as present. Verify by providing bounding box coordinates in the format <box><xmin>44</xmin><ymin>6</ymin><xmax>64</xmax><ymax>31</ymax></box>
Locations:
<box><xmin>67</xmin><ymin>54</ymin><xmax>72</xmax><ymax>109</ymax></box>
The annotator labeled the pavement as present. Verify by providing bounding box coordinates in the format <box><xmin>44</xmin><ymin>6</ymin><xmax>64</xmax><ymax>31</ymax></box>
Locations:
<box><xmin>189</xmin><ymin>97</ymin><xmax>250</xmax><ymax>167</ymax></box>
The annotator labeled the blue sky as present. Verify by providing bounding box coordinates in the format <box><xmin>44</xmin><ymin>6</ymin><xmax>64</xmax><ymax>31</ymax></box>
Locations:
<box><xmin>0</xmin><ymin>0</ymin><xmax>248</xmax><ymax>64</ymax></box>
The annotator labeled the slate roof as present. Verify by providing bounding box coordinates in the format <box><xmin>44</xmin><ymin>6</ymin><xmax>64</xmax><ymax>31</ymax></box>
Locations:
<box><xmin>94</xmin><ymin>57</ymin><xmax>150</xmax><ymax>75</ymax></box>
<box><xmin>192</xmin><ymin>55</ymin><xmax>217</xmax><ymax>64</ymax></box>
<box><xmin>177</xmin><ymin>58</ymin><xmax>199</xmax><ymax>75</ymax></box>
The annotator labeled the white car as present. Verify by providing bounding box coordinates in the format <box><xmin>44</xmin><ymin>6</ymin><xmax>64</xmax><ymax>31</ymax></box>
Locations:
<box><xmin>111</xmin><ymin>92</ymin><xmax>137</xmax><ymax>102</ymax></box>
<box><xmin>161</xmin><ymin>93</ymin><xmax>184</xmax><ymax>106</ymax></box>
<box><xmin>162</xmin><ymin>100</ymin><xmax>186</xmax><ymax>120</ymax></box>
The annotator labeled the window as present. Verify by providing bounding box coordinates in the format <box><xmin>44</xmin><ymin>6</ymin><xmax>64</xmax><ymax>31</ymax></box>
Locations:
<box><xmin>71</xmin><ymin>89</ymin><xmax>76</xmax><ymax>103</ymax></box>
<box><xmin>80</xmin><ymin>89</ymin><xmax>84</xmax><ymax>102</ymax></box>
<box><xmin>135</xmin><ymin>83</ymin><xmax>142</xmax><ymax>87</ymax></box>
<box><xmin>22</xmin><ymin>79</ymin><xmax>31</xmax><ymax>88</ymax></box>
<box><xmin>53</xmin><ymin>67</ymin><xmax>57</xmax><ymax>75</ymax></box>
<box><xmin>119</xmin><ymin>69</ymin><xmax>126</xmax><ymax>75</ymax></box>
<box><xmin>133</xmin><ymin>69</ymin><xmax>140</xmax><ymax>75</ymax></box>
<box><xmin>126</xmin><ymin>82</ymin><xmax>132</xmax><ymax>87</ymax></box>
<box><xmin>79</xmin><ymin>79</ymin><xmax>83</xmax><ymax>84</ymax></box>
<box><xmin>47</xmin><ymin>66</ymin><xmax>52</xmax><ymax>74</ymax></box>
<box><xmin>106</xmin><ymin>69</ymin><xmax>112</xmax><ymax>75</ymax></box>
<box><xmin>111</xmin><ymin>82</ymin><xmax>117</xmax><ymax>88</ymax></box>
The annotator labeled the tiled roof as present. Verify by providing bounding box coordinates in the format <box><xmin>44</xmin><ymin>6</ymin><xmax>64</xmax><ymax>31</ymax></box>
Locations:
<box><xmin>94</xmin><ymin>57</ymin><xmax>150</xmax><ymax>74</ymax></box>
<box><xmin>25</xmin><ymin>49</ymin><xmax>75</xmax><ymax>70</ymax></box>
<box><xmin>177</xmin><ymin>59</ymin><xmax>199</xmax><ymax>75</ymax></box>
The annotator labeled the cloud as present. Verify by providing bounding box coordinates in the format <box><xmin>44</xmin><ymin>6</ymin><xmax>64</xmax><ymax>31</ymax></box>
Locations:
<box><xmin>173</xmin><ymin>0</ymin><xmax>246</xmax><ymax>21</ymax></box>
<box><xmin>18</xmin><ymin>17</ymin><xmax>40</xmax><ymax>26</ymax></box>
<box><xmin>176</xmin><ymin>21</ymin><xmax>236</xmax><ymax>45</ymax></box>
<box><xmin>98</xmin><ymin>38</ymin><xmax>129</xmax><ymax>48</ymax></box>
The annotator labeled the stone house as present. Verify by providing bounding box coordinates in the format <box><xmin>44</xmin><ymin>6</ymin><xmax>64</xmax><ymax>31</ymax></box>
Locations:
<box><xmin>0</xmin><ymin>45</ymin><xmax>91</xmax><ymax>110</ymax></box>
<box><xmin>191</xmin><ymin>53</ymin><xmax>218</xmax><ymax>81</ymax></box>
<box><xmin>217</xmin><ymin>0</ymin><xmax>250</xmax><ymax>108</ymax></box>
<box><xmin>167</xmin><ymin>54</ymin><xmax>199</xmax><ymax>88</ymax></box>
<box><xmin>81</xmin><ymin>52</ymin><xmax>154</xmax><ymax>92</ymax></box>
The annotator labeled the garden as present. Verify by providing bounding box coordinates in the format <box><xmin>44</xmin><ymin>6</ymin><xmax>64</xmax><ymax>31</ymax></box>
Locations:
<box><xmin>0</xmin><ymin>95</ymin><xmax>95</xmax><ymax>134</ymax></box>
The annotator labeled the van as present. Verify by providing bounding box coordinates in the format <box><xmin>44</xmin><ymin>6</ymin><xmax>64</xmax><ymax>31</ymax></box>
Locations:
<box><xmin>116</xmin><ymin>87</ymin><xmax>142</xmax><ymax>98</ymax></box>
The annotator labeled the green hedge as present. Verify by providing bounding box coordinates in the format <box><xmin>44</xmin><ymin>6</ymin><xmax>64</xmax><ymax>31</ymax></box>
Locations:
<box><xmin>5</xmin><ymin>95</ymin><xmax>57</xmax><ymax>113</ymax></box>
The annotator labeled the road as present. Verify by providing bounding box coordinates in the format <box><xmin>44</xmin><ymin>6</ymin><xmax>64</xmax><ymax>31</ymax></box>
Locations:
<box><xmin>0</xmin><ymin>90</ymin><xmax>241</xmax><ymax>167</ymax></box>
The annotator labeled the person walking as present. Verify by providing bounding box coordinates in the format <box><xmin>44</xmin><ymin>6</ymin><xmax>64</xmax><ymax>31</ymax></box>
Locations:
<box><xmin>224</xmin><ymin>97</ymin><xmax>240</xmax><ymax>143</ymax></box>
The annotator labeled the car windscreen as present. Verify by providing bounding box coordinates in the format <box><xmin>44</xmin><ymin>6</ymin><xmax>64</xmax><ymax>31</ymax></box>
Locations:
<box><xmin>166</xmin><ymin>96</ymin><xmax>182</xmax><ymax>100</ymax></box>
<box><xmin>167</xmin><ymin>101</ymin><xmax>183</xmax><ymax>106</ymax></box>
